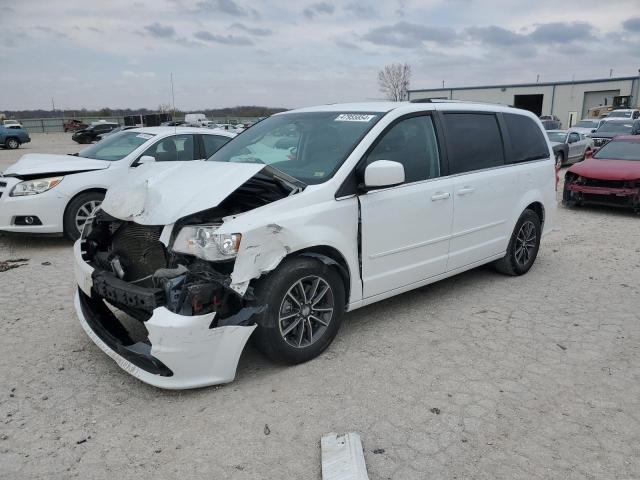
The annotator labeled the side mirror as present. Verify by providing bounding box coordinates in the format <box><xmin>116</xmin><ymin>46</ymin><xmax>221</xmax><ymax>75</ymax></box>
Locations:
<box><xmin>591</xmin><ymin>129</ymin><xmax>596</xmax><ymax>133</ymax></box>
<box><xmin>136</xmin><ymin>155</ymin><xmax>156</xmax><ymax>166</ymax></box>
<box><xmin>364</xmin><ymin>160</ymin><xmax>405</xmax><ymax>189</ymax></box>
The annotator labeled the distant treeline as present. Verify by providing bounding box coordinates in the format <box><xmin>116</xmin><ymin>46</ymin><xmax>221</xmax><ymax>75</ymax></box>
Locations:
<box><xmin>3</xmin><ymin>105</ymin><xmax>288</xmax><ymax>120</ymax></box>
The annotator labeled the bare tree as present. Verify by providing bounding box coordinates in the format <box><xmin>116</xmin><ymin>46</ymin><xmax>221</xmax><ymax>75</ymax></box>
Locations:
<box><xmin>378</xmin><ymin>63</ymin><xmax>411</xmax><ymax>101</ymax></box>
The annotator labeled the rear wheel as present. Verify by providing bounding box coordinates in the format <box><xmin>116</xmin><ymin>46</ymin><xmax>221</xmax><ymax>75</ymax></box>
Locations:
<box><xmin>494</xmin><ymin>209</ymin><xmax>541</xmax><ymax>276</ymax></box>
<box><xmin>5</xmin><ymin>137</ymin><xmax>19</xmax><ymax>149</ymax></box>
<box><xmin>251</xmin><ymin>256</ymin><xmax>345</xmax><ymax>364</ymax></box>
<box><xmin>63</xmin><ymin>191</ymin><xmax>104</xmax><ymax>241</ymax></box>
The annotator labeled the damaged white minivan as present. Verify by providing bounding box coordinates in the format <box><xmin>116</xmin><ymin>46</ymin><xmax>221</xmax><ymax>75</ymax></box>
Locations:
<box><xmin>74</xmin><ymin>101</ymin><xmax>556</xmax><ymax>389</ymax></box>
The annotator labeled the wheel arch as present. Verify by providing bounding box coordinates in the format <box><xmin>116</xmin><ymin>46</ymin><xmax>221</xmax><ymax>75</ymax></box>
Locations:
<box><xmin>525</xmin><ymin>201</ymin><xmax>545</xmax><ymax>228</ymax></box>
<box><xmin>291</xmin><ymin>246</ymin><xmax>352</xmax><ymax>308</ymax></box>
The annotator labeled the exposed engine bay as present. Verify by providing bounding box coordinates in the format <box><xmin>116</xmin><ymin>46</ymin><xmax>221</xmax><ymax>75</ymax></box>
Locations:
<box><xmin>81</xmin><ymin>166</ymin><xmax>305</xmax><ymax>327</ymax></box>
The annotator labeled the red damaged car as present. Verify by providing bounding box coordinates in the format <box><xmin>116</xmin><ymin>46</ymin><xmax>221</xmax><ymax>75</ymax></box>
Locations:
<box><xmin>563</xmin><ymin>136</ymin><xmax>640</xmax><ymax>212</ymax></box>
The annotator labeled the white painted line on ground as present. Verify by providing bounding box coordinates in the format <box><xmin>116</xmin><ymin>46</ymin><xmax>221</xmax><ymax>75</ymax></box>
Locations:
<box><xmin>321</xmin><ymin>432</ymin><xmax>369</xmax><ymax>480</ymax></box>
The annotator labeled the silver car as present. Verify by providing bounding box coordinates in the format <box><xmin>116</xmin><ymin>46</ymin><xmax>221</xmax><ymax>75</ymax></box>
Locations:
<box><xmin>546</xmin><ymin>130</ymin><xmax>593</xmax><ymax>167</ymax></box>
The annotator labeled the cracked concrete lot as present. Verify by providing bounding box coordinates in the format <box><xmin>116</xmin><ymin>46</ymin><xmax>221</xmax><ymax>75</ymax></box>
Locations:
<box><xmin>1</xmin><ymin>134</ymin><xmax>639</xmax><ymax>479</ymax></box>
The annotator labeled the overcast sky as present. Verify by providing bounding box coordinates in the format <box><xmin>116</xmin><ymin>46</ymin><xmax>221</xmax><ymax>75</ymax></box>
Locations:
<box><xmin>1</xmin><ymin>0</ymin><xmax>639</xmax><ymax>111</ymax></box>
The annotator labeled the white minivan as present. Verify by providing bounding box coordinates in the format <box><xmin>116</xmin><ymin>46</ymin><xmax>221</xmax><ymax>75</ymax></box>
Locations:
<box><xmin>74</xmin><ymin>101</ymin><xmax>556</xmax><ymax>389</ymax></box>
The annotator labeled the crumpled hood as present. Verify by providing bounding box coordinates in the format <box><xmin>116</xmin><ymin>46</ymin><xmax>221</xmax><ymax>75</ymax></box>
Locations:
<box><xmin>102</xmin><ymin>161</ymin><xmax>266</xmax><ymax>225</ymax></box>
<box><xmin>3</xmin><ymin>153</ymin><xmax>110</xmax><ymax>177</ymax></box>
<box><xmin>568</xmin><ymin>158</ymin><xmax>640</xmax><ymax>181</ymax></box>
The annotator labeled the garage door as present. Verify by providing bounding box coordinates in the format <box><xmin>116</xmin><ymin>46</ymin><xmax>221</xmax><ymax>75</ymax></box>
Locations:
<box><xmin>582</xmin><ymin>90</ymin><xmax>619</xmax><ymax>118</ymax></box>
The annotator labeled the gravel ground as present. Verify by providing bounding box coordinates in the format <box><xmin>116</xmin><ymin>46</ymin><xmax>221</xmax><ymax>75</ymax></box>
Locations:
<box><xmin>1</xmin><ymin>134</ymin><xmax>639</xmax><ymax>479</ymax></box>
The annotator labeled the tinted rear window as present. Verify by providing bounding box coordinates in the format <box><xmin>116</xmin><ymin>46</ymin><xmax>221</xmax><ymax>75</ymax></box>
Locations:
<box><xmin>443</xmin><ymin>113</ymin><xmax>505</xmax><ymax>174</ymax></box>
<box><xmin>504</xmin><ymin>113</ymin><xmax>549</xmax><ymax>163</ymax></box>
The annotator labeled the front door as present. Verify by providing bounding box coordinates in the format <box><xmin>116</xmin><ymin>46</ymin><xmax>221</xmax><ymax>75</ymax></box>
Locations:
<box><xmin>360</xmin><ymin>115</ymin><xmax>453</xmax><ymax>298</ymax></box>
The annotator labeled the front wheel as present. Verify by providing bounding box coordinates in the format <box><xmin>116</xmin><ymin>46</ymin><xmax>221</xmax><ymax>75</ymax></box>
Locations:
<box><xmin>63</xmin><ymin>191</ymin><xmax>104</xmax><ymax>241</ymax></box>
<box><xmin>5</xmin><ymin>137</ymin><xmax>19</xmax><ymax>149</ymax></box>
<box><xmin>494</xmin><ymin>209</ymin><xmax>541</xmax><ymax>276</ymax></box>
<box><xmin>251</xmin><ymin>256</ymin><xmax>345</xmax><ymax>364</ymax></box>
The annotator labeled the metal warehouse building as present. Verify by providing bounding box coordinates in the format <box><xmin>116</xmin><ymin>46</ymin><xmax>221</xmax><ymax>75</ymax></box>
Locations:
<box><xmin>408</xmin><ymin>73</ymin><xmax>640</xmax><ymax>128</ymax></box>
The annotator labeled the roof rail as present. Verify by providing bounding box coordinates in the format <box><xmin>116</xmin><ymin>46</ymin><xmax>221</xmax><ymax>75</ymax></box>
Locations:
<box><xmin>409</xmin><ymin>98</ymin><xmax>469</xmax><ymax>104</ymax></box>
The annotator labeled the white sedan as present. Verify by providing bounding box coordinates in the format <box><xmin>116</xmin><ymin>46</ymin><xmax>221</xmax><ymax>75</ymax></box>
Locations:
<box><xmin>0</xmin><ymin>127</ymin><xmax>235</xmax><ymax>240</ymax></box>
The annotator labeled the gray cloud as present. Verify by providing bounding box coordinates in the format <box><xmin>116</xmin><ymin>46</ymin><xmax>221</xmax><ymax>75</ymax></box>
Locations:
<box><xmin>622</xmin><ymin>17</ymin><xmax>640</xmax><ymax>32</ymax></box>
<box><xmin>193</xmin><ymin>30</ymin><xmax>253</xmax><ymax>45</ymax></box>
<box><xmin>303</xmin><ymin>2</ymin><xmax>335</xmax><ymax>19</ymax></box>
<box><xmin>195</xmin><ymin>0</ymin><xmax>259</xmax><ymax>18</ymax></box>
<box><xmin>344</xmin><ymin>2</ymin><xmax>377</xmax><ymax>18</ymax></box>
<box><xmin>231</xmin><ymin>23</ymin><xmax>272</xmax><ymax>36</ymax></box>
<box><xmin>528</xmin><ymin>22</ymin><xmax>595</xmax><ymax>44</ymax></box>
<box><xmin>34</xmin><ymin>26</ymin><xmax>68</xmax><ymax>38</ymax></box>
<box><xmin>335</xmin><ymin>39</ymin><xmax>361</xmax><ymax>50</ymax></box>
<box><xmin>467</xmin><ymin>25</ymin><xmax>529</xmax><ymax>46</ymax></box>
<box><xmin>144</xmin><ymin>22</ymin><xmax>175</xmax><ymax>38</ymax></box>
<box><xmin>362</xmin><ymin>21</ymin><xmax>459</xmax><ymax>47</ymax></box>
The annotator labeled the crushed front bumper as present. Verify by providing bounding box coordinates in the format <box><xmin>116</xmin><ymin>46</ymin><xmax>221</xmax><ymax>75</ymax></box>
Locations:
<box><xmin>565</xmin><ymin>183</ymin><xmax>640</xmax><ymax>209</ymax></box>
<box><xmin>73</xmin><ymin>240</ymin><xmax>256</xmax><ymax>389</ymax></box>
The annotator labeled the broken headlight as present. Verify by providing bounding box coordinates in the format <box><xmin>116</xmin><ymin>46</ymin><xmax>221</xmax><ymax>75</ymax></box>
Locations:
<box><xmin>10</xmin><ymin>176</ymin><xmax>64</xmax><ymax>196</ymax></box>
<box><xmin>173</xmin><ymin>225</ymin><xmax>242</xmax><ymax>261</ymax></box>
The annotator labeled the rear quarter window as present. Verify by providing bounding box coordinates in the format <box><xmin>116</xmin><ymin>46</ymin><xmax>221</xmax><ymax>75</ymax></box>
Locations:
<box><xmin>442</xmin><ymin>113</ymin><xmax>505</xmax><ymax>174</ymax></box>
<box><xmin>503</xmin><ymin>113</ymin><xmax>549</xmax><ymax>163</ymax></box>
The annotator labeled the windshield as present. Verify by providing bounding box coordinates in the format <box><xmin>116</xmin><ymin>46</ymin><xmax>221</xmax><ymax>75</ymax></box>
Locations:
<box><xmin>608</xmin><ymin>111</ymin><xmax>631</xmax><ymax>118</ymax></box>
<box><xmin>593</xmin><ymin>140</ymin><xmax>640</xmax><ymax>161</ymax></box>
<box><xmin>78</xmin><ymin>131</ymin><xmax>155</xmax><ymax>161</ymax></box>
<box><xmin>546</xmin><ymin>132</ymin><xmax>567</xmax><ymax>143</ymax></box>
<box><xmin>596</xmin><ymin>122</ymin><xmax>634</xmax><ymax>134</ymax></box>
<box><xmin>207</xmin><ymin>111</ymin><xmax>383</xmax><ymax>184</ymax></box>
<box><xmin>575</xmin><ymin>120</ymin><xmax>597</xmax><ymax>128</ymax></box>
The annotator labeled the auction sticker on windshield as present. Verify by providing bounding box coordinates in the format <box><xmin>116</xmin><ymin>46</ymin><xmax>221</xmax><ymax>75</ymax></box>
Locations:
<box><xmin>136</xmin><ymin>133</ymin><xmax>154</xmax><ymax>140</ymax></box>
<box><xmin>335</xmin><ymin>114</ymin><xmax>376</xmax><ymax>122</ymax></box>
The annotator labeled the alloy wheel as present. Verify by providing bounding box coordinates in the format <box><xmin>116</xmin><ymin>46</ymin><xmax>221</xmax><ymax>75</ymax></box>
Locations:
<box><xmin>75</xmin><ymin>200</ymin><xmax>101</xmax><ymax>234</ymax></box>
<box><xmin>514</xmin><ymin>220</ymin><xmax>537</xmax><ymax>267</ymax></box>
<box><xmin>278</xmin><ymin>275</ymin><xmax>334</xmax><ymax>348</ymax></box>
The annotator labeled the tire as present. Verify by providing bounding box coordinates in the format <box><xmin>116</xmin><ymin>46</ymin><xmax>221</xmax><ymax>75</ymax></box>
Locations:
<box><xmin>555</xmin><ymin>151</ymin><xmax>564</xmax><ymax>168</ymax></box>
<box><xmin>63</xmin><ymin>191</ymin><xmax>104</xmax><ymax>241</ymax></box>
<box><xmin>5</xmin><ymin>137</ymin><xmax>19</xmax><ymax>149</ymax></box>
<box><xmin>251</xmin><ymin>256</ymin><xmax>345</xmax><ymax>364</ymax></box>
<box><xmin>494</xmin><ymin>209</ymin><xmax>541</xmax><ymax>276</ymax></box>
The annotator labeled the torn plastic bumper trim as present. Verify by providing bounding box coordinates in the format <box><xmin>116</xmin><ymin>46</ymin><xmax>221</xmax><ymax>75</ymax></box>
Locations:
<box><xmin>76</xmin><ymin>289</ymin><xmax>172</xmax><ymax>377</ymax></box>
<box><xmin>75</xmin><ymin>290</ymin><xmax>256</xmax><ymax>389</ymax></box>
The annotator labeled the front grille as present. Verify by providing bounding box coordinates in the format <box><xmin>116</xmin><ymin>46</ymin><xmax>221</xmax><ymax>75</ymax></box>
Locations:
<box><xmin>111</xmin><ymin>223</ymin><xmax>167</xmax><ymax>283</ymax></box>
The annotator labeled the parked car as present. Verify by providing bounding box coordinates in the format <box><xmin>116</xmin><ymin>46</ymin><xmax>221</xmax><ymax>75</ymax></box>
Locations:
<box><xmin>0</xmin><ymin>127</ymin><xmax>236</xmax><ymax>240</ymax></box>
<box><xmin>563</xmin><ymin>136</ymin><xmax>640</xmax><ymax>212</ymax></box>
<box><xmin>541</xmin><ymin>119</ymin><xmax>562</xmax><ymax>130</ymax></box>
<box><xmin>184</xmin><ymin>113</ymin><xmax>209</xmax><ymax>127</ymax></box>
<box><xmin>606</xmin><ymin>109</ymin><xmax>640</xmax><ymax>120</ymax></box>
<box><xmin>63</xmin><ymin>119</ymin><xmax>88</xmax><ymax>132</ymax></box>
<box><xmin>0</xmin><ymin>125</ymin><xmax>31</xmax><ymax>149</ymax></box>
<box><xmin>72</xmin><ymin>102</ymin><xmax>556</xmax><ymax>389</ymax></box>
<box><xmin>570</xmin><ymin>118</ymin><xmax>606</xmax><ymax>135</ymax></box>
<box><xmin>589</xmin><ymin>119</ymin><xmax>640</xmax><ymax>150</ymax></box>
<box><xmin>72</xmin><ymin>122</ymin><xmax>120</xmax><ymax>144</ymax></box>
<box><xmin>3</xmin><ymin>119</ymin><xmax>23</xmax><ymax>129</ymax></box>
<box><xmin>546</xmin><ymin>130</ymin><xmax>593</xmax><ymax>167</ymax></box>
<box><xmin>97</xmin><ymin>125</ymin><xmax>137</xmax><ymax>140</ymax></box>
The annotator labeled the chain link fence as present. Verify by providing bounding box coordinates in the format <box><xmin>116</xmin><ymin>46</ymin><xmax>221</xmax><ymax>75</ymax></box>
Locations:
<box><xmin>16</xmin><ymin>116</ymin><xmax>262</xmax><ymax>133</ymax></box>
